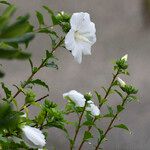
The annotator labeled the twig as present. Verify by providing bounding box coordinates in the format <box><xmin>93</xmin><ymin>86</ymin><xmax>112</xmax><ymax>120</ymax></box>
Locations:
<box><xmin>70</xmin><ymin>102</ymin><xmax>87</xmax><ymax>150</ymax></box>
<box><xmin>94</xmin><ymin>94</ymin><xmax>129</xmax><ymax>150</ymax></box>
<box><xmin>19</xmin><ymin>94</ymin><xmax>49</xmax><ymax>111</ymax></box>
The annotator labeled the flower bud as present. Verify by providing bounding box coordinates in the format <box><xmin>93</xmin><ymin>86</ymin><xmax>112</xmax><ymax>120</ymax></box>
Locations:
<box><xmin>22</xmin><ymin>125</ymin><xmax>46</xmax><ymax>149</ymax></box>
<box><xmin>121</xmin><ymin>54</ymin><xmax>128</xmax><ymax>62</ymax></box>
<box><xmin>84</xmin><ymin>92</ymin><xmax>92</xmax><ymax>101</ymax></box>
<box><xmin>117</xmin><ymin>77</ymin><xmax>126</xmax><ymax>87</ymax></box>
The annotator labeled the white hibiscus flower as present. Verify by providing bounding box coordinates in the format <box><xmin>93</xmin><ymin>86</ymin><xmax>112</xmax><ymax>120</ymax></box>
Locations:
<box><xmin>63</xmin><ymin>90</ymin><xmax>86</xmax><ymax>107</ymax></box>
<box><xmin>86</xmin><ymin>100</ymin><xmax>100</xmax><ymax>116</ymax></box>
<box><xmin>65</xmin><ymin>12</ymin><xmax>96</xmax><ymax>63</ymax></box>
<box><xmin>22</xmin><ymin>125</ymin><xmax>46</xmax><ymax>149</ymax></box>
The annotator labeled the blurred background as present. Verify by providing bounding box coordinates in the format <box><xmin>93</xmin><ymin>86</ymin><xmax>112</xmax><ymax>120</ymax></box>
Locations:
<box><xmin>2</xmin><ymin>0</ymin><xmax>150</xmax><ymax>149</ymax></box>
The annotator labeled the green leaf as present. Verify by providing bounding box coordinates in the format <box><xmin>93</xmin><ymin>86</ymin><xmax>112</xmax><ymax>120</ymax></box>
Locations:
<box><xmin>114</xmin><ymin>124</ymin><xmax>130</xmax><ymax>133</ymax></box>
<box><xmin>46</xmin><ymin>61</ymin><xmax>58</xmax><ymax>70</ymax></box>
<box><xmin>95</xmin><ymin>91</ymin><xmax>102</xmax><ymax>104</ymax></box>
<box><xmin>43</xmin><ymin>6</ymin><xmax>58</xmax><ymax>25</ymax></box>
<box><xmin>83</xmin><ymin>131</ymin><xmax>93</xmax><ymax>141</ymax></box>
<box><xmin>38</xmin><ymin>28</ymin><xmax>58</xmax><ymax>38</ymax></box>
<box><xmin>1</xmin><ymin>82</ymin><xmax>12</xmax><ymax>99</ymax></box>
<box><xmin>36</xmin><ymin>11</ymin><xmax>45</xmax><ymax>26</ymax></box>
<box><xmin>0</xmin><ymin>48</ymin><xmax>31</xmax><ymax>60</ymax></box>
<box><xmin>0</xmin><ymin>32</ymin><xmax>35</xmax><ymax>43</ymax></box>
<box><xmin>117</xmin><ymin>105</ymin><xmax>124</xmax><ymax>113</ymax></box>
<box><xmin>114</xmin><ymin>89</ymin><xmax>123</xmax><ymax>98</ymax></box>
<box><xmin>0</xmin><ymin>103</ymin><xmax>22</xmax><ymax>130</ymax></box>
<box><xmin>0</xmin><ymin>15</ymin><xmax>33</xmax><ymax>38</ymax></box>
<box><xmin>30</xmin><ymin>79</ymin><xmax>49</xmax><ymax>91</ymax></box>
<box><xmin>25</xmin><ymin>90</ymin><xmax>36</xmax><ymax>104</ymax></box>
<box><xmin>0</xmin><ymin>1</ymin><xmax>10</xmax><ymax>5</ymax></box>
<box><xmin>107</xmin><ymin>106</ymin><xmax>114</xmax><ymax>115</ymax></box>
<box><xmin>0</xmin><ymin>5</ymin><xmax>16</xmax><ymax>30</ymax></box>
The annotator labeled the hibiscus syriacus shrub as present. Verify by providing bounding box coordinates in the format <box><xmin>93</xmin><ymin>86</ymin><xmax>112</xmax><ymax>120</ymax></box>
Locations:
<box><xmin>0</xmin><ymin>2</ymin><xmax>138</xmax><ymax>150</ymax></box>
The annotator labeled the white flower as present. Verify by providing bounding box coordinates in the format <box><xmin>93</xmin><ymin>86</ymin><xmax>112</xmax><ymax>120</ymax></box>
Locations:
<box><xmin>65</xmin><ymin>12</ymin><xmax>96</xmax><ymax>63</ymax></box>
<box><xmin>22</xmin><ymin>125</ymin><xmax>46</xmax><ymax>149</ymax></box>
<box><xmin>63</xmin><ymin>90</ymin><xmax>86</xmax><ymax>107</ymax></box>
<box><xmin>86</xmin><ymin>101</ymin><xmax>100</xmax><ymax>116</ymax></box>
<box><xmin>117</xmin><ymin>77</ymin><xmax>126</xmax><ymax>87</ymax></box>
<box><xmin>121</xmin><ymin>54</ymin><xmax>128</xmax><ymax>62</ymax></box>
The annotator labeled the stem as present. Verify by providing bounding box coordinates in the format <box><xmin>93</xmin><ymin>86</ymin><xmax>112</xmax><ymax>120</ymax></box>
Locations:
<box><xmin>19</xmin><ymin>94</ymin><xmax>49</xmax><ymax>111</ymax></box>
<box><xmin>33</xmin><ymin>25</ymin><xmax>55</xmax><ymax>32</ymax></box>
<box><xmin>78</xmin><ymin>71</ymin><xmax>119</xmax><ymax>150</ymax></box>
<box><xmin>10</xmin><ymin>37</ymin><xmax>64</xmax><ymax>103</ymax></box>
<box><xmin>70</xmin><ymin>102</ymin><xmax>87</xmax><ymax>150</ymax></box>
<box><xmin>99</xmin><ymin>71</ymin><xmax>119</xmax><ymax>108</ymax></box>
<box><xmin>94</xmin><ymin>94</ymin><xmax>129</xmax><ymax>150</ymax></box>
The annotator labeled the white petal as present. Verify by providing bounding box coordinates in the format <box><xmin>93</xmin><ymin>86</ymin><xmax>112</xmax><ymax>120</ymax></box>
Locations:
<box><xmin>65</xmin><ymin>29</ymin><xmax>76</xmax><ymax>51</ymax></box>
<box><xmin>72</xmin><ymin>47</ymin><xmax>83</xmax><ymax>63</ymax></box>
<box><xmin>117</xmin><ymin>77</ymin><xmax>126</xmax><ymax>87</ymax></box>
<box><xmin>76</xmin><ymin>41</ymin><xmax>92</xmax><ymax>55</ymax></box>
<box><xmin>70</xmin><ymin>12</ymin><xmax>91</xmax><ymax>31</ymax></box>
<box><xmin>91</xmin><ymin>104</ymin><xmax>100</xmax><ymax>116</ymax></box>
<box><xmin>86</xmin><ymin>103</ymin><xmax>100</xmax><ymax>116</ymax></box>
<box><xmin>121</xmin><ymin>54</ymin><xmax>128</xmax><ymax>62</ymax></box>
<box><xmin>22</xmin><ymin>126</ymin><xmax>46</xmax><ymax>148</ymax></box>
<box><xmin>63</xmin><ymin>90</ymin><xmax>86</xmax><ymax>107</ymax></box>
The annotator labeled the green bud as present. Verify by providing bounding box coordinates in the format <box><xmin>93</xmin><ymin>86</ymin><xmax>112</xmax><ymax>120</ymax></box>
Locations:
<box><xmin>84</xmin><ymin>92</ymin><xmax>92</xmax><ymax>101</ymax></box>
<box><xmin>121</xmin><ymin>85</ymin><xmax>138</xmax><ymax>95</ymax></box>
<box><xmin>117</xmin><ymin>77</ymin><xmax>126</xmax><ymax>87</ymax></box>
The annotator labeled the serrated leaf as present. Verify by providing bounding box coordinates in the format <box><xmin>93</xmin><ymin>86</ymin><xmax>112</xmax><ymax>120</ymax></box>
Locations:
<box><xmin>117</xmin><ymin>105</ymin><xmax>124</xmax><ymax>113</ymax></box>
<box><xmin>46</xmin><ymin>61</ymin><xmax>58</xmax><ymax>70</ymax></box>
<box><xmin>114</xmin><ymin>124</ymin><xmax>130</xmax><ymax>133</ymax></box>
<box><xmin>25</xmin><ymin>90</ymin><xmax>36</xmax><ymax>104</ymax></box>
<box><xmin>83</xmin><ymin>131</ymin><xmax>93</xmax><ymax>141</ymax></box>
<box><xmin>30</xmin><ymin>79</ymin><xmax>49</xmax><ymax>91</ymax></box>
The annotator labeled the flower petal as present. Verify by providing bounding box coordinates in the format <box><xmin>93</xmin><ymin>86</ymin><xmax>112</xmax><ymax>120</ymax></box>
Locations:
<box><xmin>72</xmin><ymin>47</ymin><xmax>83</xmax><ymax>63</ymax></box>
<box><xmin>70</xmin><ymin>12</ymin><xmax>91</xmax><ymax>31</ymax></box>
<box><xmin>63</xmin><ymin>90</ymin><xmax>86</xmax><ymax>107</ymax></box>
<box><xmin>22</xmin><ymin>126</ymin><xmax>46</xmax><ymax>148</ymax></box>
<box><xmin>65</xmin><ymin>29</ymin><xmax>76</xmax><ymax>51</ymax></box>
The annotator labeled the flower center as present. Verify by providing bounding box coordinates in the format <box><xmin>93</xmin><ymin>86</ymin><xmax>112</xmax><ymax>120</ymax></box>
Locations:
<box><xmin>74</xmin><ymin>31</ymin><xmax>91</xmax><ymax>43</ymax></box>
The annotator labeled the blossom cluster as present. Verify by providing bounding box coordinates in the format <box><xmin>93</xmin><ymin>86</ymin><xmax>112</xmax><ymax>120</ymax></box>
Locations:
<box><xmin>63</xmin><ymin>90</ymin><xmax>100</xmax><ymax>116</ymax></box>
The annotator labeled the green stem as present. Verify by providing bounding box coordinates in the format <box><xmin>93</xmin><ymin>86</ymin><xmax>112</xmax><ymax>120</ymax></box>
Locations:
<box><xmin>70</xmin><ymin>102</ymin><xmax>87</xmax><ymax>150</ymax></box>
<box><xmin>94</xmin><ymin>94</ymin><xmax>129</xmax><ymax>150</ymax></box>
<box><xmin>78</xmin><ymin>71</ymin><xmax>119</xmax><ymax>150</ymax></box>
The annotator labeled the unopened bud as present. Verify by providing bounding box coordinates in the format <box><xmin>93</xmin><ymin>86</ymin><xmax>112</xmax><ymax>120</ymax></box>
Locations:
<box><xmin>117</xmin><ymin>77</ymin><xmax>126</xmax><ymax>87</ymax></box>
<box><xmin>121</xmin><ymin>54</ymin><xmax>128</xmax><ymax>62</ymax></box>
